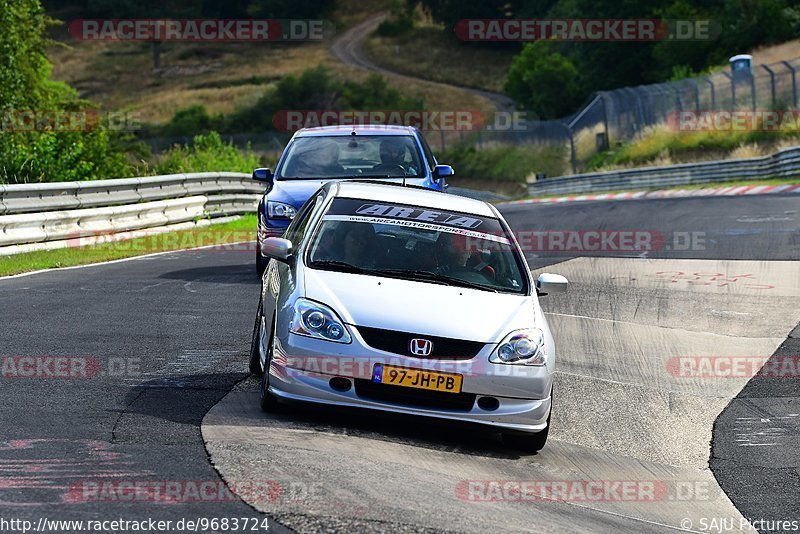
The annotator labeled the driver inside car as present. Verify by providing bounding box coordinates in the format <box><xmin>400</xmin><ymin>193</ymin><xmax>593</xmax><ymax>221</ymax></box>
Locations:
<box><xmin>433</xmin><ymin>231</ymin><xmax>496</xmax><ymax>279</ymax></box>
<box><xmin>372</xmin><ymin>139</ymin><xmax>407</xmax><ymax>175</ymax></box>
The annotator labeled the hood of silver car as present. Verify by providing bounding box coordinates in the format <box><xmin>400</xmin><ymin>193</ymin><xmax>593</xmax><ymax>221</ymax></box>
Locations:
<box><xmin>303</xmin><ymin>268</ymin><xmax>536</xmax><ymax>343</ymax></box>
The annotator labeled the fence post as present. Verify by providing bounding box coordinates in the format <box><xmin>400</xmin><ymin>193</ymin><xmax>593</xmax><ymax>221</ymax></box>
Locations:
<box><xmin>688</xmin><ymin>79</ymin><xmax>700</xmax><ymax>112</ymax></box>
<box><xmin>601</xmin><ymin>93</ymin><xmax>610</xmax><ymax>147</ymax></box>
<box><xmin>722</xmin><ymin>72</ymin><xmax>735</xmax><ymax>109</ymax></box>
<box><xmin>762</xmin><ymin>65</ymin><xmax>777</xmax><ymax>110</ymax></box>
<box><xmin>562</xmin><ymin>122</ymin><xmax>577</xmax><ymax>174</ymax></box>
<box><xmin>673</xmin><ymin>85</ymin><xmax>683</xmax><ymax>112</ymax></box>
<box><xmin>781</xmin><ymin>60</ymin><xmax>798</xmax><ymax>108</ymax></box>
<box><xmin>704</xmin><ymin>77</ymin><xmax>716</xmax><ymax>109</ymax></box>
<box><xmin>749</xmin><ymin>72</ymin><xmax>757</xmax><ymax>111</ymax></box>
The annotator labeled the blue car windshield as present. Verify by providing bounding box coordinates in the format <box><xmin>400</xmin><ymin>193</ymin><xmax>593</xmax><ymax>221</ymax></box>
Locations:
<box><xmin>277</xmin><ymin>135</ymin><xmax>426</xmax><ymax>179</ymax></box>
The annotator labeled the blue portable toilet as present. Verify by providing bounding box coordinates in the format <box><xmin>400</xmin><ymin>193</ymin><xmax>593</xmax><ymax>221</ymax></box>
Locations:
<box><xmin>729</xmin><ymin>54</ymin><xmax>753</xmax><ymax>77</ymax></box>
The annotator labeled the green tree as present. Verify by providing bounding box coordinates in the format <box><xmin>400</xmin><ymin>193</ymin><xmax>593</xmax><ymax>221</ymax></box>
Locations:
<box><xmin>504</xmin><ymin>42</ymin><xmax>583</xmax><ymax>119</ymax></box>
<box><xmin>0</xmin><ymin>0</ymin><xmax>133</xmax><ymax>183</ymax></box>
<box><xmin>0</xmin><ymin>0</ymin><xmax>73</xmax><ymax>108</ymax></box>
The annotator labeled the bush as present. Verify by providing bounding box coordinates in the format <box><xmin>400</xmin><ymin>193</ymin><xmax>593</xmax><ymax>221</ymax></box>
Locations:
<box><xmin>153</xmin><ymin>132</ymin><xmax>263</xmax><ymax>174</ymax></box>
<box><xmin>159</xmin><ymin>105</ymin><xmax>223</xmax><ymax>137</ymax></box>
<box><xmin>0</xmin><ymin>129</ymin><xmax>133</xmax><ymax>183</ymax></box>
<box><xmin>376</xmin><ymin>0</ymin><xmax>415</xmax><ymax>37</ymax></box>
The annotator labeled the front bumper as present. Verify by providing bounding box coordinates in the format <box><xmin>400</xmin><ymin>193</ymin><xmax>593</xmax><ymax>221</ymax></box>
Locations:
<box><xmin>267</xmin><ymin>327</ymin><xmax>554</xmax><ymax>433</ymax></box>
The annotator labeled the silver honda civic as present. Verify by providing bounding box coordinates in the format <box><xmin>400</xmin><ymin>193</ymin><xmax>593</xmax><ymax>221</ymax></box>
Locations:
<box><xmin>249</xmin><ymin>180</ymin><xmax>567</xmax><ymax>451</ymax></box>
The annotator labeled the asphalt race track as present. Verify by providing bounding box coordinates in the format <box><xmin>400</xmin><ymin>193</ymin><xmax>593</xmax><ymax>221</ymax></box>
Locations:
<box><xmin>1</xmin><ymin>194</ymin><xmax>798</xmax><ymax>533</ymax></box>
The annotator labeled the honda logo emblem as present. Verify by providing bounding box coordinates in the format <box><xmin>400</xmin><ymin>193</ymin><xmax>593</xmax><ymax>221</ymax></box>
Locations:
<box><xmin>409</xmin><ymin>338</ymin><xmax>433</xmax><ymax>357</ymax></box>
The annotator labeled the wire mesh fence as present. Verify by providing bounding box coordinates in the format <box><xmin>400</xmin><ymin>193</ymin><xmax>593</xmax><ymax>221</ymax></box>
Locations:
<box><xmin>472</xmin><ymin>56</ymin><xmax>800</xmax><ymax>175</ymax></box>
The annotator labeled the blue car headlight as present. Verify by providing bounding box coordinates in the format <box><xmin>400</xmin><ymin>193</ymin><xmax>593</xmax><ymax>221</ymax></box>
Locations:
<box><xmin>289</xmin><ymin>298</ymin><xmax>352</xmax><ymax>344</ymax></box>
<box><xmin>267</xmin><ymin>201</ymin><xmax>297</xmax><ymax>220</ymax></box>
<box><xmin>489</xmin><ymin>328</ymin><xmax>546</xmax><ymax>366</ymax></box>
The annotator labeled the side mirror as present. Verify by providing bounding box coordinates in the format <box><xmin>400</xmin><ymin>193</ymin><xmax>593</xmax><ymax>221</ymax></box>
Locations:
<box><xmin>252</xmin><ymin>167</ymin><xmax>273</xmax><ymax>185</ymax></box>
<box><xmin>261</xmin><ymin>237</ymin><xmax>292</xmax><ymax>263</ymax></box>
<box><xmin>433</xmin><ymin>165</ymin><xmax>454</xmax><ymax>182</ymax></box>
<box><xmin>536</xmin><ymin>273</ymin><xmax>568</xmax><ymax>296</ymax></box>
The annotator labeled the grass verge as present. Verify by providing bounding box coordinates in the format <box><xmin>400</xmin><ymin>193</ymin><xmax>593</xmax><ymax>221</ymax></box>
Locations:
<box><xmin>586</xmin><ymin>125</ymin><xmax>800</xmax><ymax>172</ymax></box>
<box><xmin>0</xmin><ymin>215</ymin><xmax>257</xmax><ymax>277</ymax></box>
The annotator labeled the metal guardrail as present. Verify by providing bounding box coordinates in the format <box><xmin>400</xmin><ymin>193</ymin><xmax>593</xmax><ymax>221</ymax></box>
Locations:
<box><xmin>0</xmin><ymin>172</ymin><xmax>262</xmax><ymax>251</ymax></box>
<box><xmin>0</xmin><ymin>172</ymin><xmax>262</xmax><ymax>215</ymax></box>
<box><xmin>528</xmin><ymin>146</ymin><xmax>800</xmax><ymax>196</ymax></box>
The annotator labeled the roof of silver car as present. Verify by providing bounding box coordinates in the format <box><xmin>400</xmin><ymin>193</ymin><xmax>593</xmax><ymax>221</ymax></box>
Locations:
<box><xmin>294</xmin><ymin>125</ymin><xmax>417</xmax><ymax>137</ymax></box>
<box><xmin>330</xmin><ymin>181</ymin><xmax>497</xmax><ymax>218</ymax></box>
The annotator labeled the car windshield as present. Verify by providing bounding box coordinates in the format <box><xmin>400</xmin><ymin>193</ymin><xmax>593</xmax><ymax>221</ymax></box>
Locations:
<box><xmin>277</xmin><ymin>135</ymin><xmax>425</xmax><ymax>179</ymax></box>
<box><xmin>306</xmin><ymin>198</ymin><xmax>528</xmax><ymax>294</ymax></box>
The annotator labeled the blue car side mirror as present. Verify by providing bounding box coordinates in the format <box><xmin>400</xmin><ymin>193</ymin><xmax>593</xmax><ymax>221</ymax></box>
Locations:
<box><xmin>433</xmin><ymin>165</ymin><xmax>454</xmax><ymax>180</ymax></box>
<box><xmin>253</xmin><ymin>168</ymin><xmax>273</xmax><ymax>183</ymax></box>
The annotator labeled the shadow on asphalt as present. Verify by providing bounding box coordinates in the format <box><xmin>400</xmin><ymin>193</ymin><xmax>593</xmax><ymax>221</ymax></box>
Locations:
<box><xmin>158</xmin><ymin>264</ymin><xmax>257</xmax><ymax>284</ymax></box>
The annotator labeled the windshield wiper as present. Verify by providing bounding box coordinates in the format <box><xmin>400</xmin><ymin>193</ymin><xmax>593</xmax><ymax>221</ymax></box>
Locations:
<box><xmin>309</xmin><ymin>260</ymin><xmax>369</xmax><ymax>274</ymax></box>
<box><xmin>370</xmin><ymin>269</ymin><xmax>497</xmax><ymax>292</ymax></box>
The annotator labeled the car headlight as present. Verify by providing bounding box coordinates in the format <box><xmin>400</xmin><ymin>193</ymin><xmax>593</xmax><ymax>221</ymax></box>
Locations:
<box><xmin>289</xmin><ymin>298</ymin><xmax>352</xmax><ymax>344</ymax></box>
<box><xmin>267</xmin><ymin>201</ymin><xmax>297</xmax><ymax>220</ymax></box>
<box><xmin>489</xmin><ymin>328</ymin><xmax>546</xmax><ymax>365</ymax></box>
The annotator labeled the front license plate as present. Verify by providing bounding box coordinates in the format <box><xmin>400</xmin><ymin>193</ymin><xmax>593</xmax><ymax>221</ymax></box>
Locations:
<box><xmin>372</xmin><ymin>364</ymin><xmax>463</xmax><ymax>393</ymax></box>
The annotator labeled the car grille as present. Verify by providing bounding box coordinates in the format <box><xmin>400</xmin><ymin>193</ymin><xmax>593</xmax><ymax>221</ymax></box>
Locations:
<box><xmin>354</xmin><ymin>379</ymin><xmax>476</xmax><ymax>411</ymax></box>
<box><xmin>355</xmin><ymin>326</ymin><xmax>484</xmax><ymax>360</ymax></box>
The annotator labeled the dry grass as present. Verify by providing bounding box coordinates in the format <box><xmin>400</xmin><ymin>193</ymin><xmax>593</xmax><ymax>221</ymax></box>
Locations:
<box><xmin>361</xmin><ymin>23</ymin><xmax>514</xmax><ymax>94</ymax></box>
<box><xmin>49</xmin><ymin>40</ymin><xmax>336</xmax><ymax>123</ymax></box>
<box><xmin>750</xmin><ymin>39</ymin><xmax>800</xmax><ymax>66</ymax></box>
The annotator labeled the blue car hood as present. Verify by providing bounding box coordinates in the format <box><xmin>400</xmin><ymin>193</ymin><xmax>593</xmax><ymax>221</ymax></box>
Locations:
<box><xmin>267</xmin><ymin>178</ymin><xmax>431</xmax><ymax>208</ymax></box>
<box><xmin>267</xmin><ymin>180</ymin><xmax>328</xmax><ymax>207</ymax></box>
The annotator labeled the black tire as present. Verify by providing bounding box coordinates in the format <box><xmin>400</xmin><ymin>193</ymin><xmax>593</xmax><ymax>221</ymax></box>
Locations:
<box><xmin>248</xmin><ymin>297</ymin><xmax>264</xmax><ymax>376</ymax></box>
<box><xmin>255</xmin><ymin>243</ymin><xmax>267</xmax><ymax>277</ymax></box>
<box><xmin>502</xmin><ymin>392</ymin><xmax>552</xmax><ymax>453</ymax></box>
<box><xmin>259</xmin><ymin>316</ymin><xmax>282</xmax><ymax>413</ymax></box>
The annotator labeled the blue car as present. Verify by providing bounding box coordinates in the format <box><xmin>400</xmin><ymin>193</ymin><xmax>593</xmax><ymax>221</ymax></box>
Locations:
<box><xmin>253</xmin><ymin>125</ymin><xmax>454</xmax><ymax>274</ymax></box>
